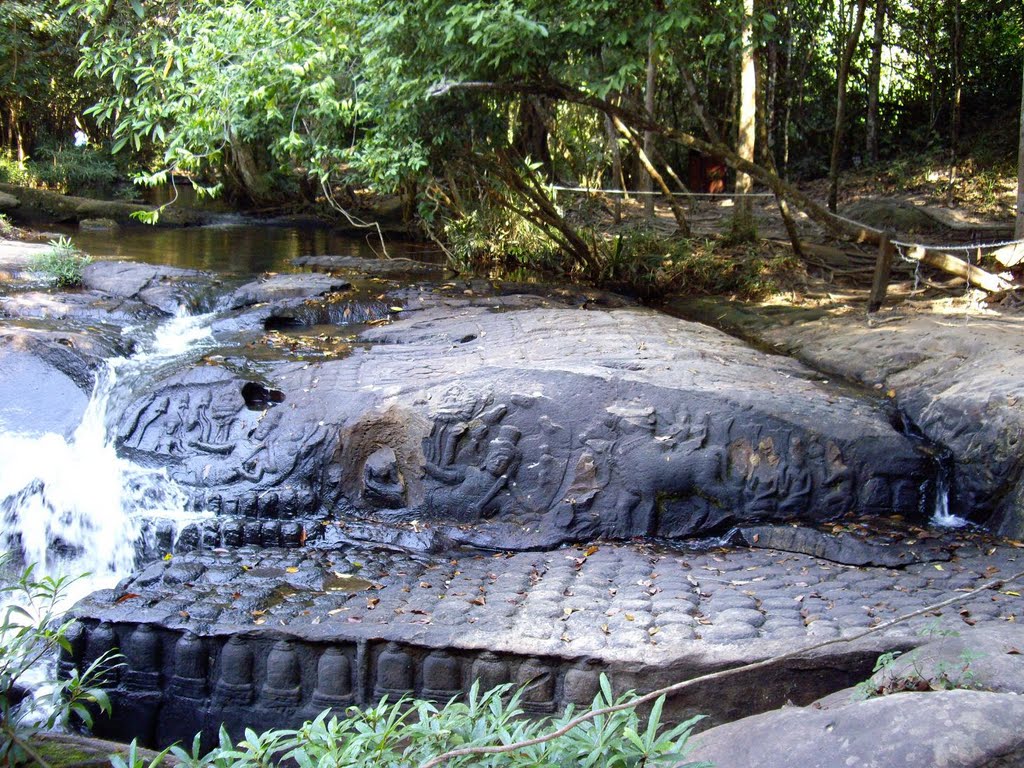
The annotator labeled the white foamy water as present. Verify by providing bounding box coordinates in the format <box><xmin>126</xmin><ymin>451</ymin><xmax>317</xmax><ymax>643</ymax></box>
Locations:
<box><xmin>0</xmin><ymin>308</ymin><xmax>215</xmax><ymax>603</ymax></box>
<box><xmin>929</xmin><ymin>470</ymin><xmax>969</xmax><ymax>529</ymax></box>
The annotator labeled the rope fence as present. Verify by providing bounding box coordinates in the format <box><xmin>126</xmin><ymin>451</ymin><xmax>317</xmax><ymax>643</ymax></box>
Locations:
<box><xmin>550</xmin><ymin>181</ymin><xmax>1023</xmax><ymax>307</ymax></box>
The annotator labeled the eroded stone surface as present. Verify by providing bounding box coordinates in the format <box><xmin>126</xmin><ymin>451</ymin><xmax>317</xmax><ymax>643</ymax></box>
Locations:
<box><xmin>688</xmin><ymin>689</ymin><xmax>1024</xmax><ymax>768</ymax></box>
<box><xmin>115</xmin><ymin>298</ymin><xmax>932</xmax><ymax>549</ymax></box>
<box><xmin>683</xmin><ymin>305</ymin><xmax>1024</xmax><ymax>538</ymax></box>
<box><xmin>67</xmin><ymin>537</ymin><xmax>1024</xmax><ymax>747</ymax></box>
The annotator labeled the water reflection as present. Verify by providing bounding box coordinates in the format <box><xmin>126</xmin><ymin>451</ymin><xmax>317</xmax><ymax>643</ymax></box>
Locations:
<box><xmin>36</xmin><ymin>222</ymin><xmax>440</xmax><ymax>277</ymax></box>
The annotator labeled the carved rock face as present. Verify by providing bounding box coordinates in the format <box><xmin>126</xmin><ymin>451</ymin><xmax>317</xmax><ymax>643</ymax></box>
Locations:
<box><xmin>114</xmin><ymin>297</ymin><xmax>930</xmax><ymax>550</ymax></box>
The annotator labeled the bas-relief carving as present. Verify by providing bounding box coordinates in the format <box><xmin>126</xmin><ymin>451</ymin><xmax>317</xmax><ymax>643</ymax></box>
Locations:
<box><xmin>115</xmin><ymin>366</ymin><xmax>924</xmax><ymax>548</ymax></box>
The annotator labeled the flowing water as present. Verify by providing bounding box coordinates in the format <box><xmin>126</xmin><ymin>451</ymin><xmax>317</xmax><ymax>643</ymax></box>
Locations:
<box><xmin>0</xmin><ymin>309</ymin><xmax>217</xmax><ymax>604</ymax></box>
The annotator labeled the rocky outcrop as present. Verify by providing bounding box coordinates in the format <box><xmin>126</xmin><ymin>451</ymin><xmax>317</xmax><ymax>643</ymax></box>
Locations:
<box><xmin>113</xmin><ymin>293</ymin><xmax>932</xmax><ymax>550</ymax></box>
<box><xmin>673</xmin><ymin>302</ymin><xmax>1024</xmax><ymax>539</ymax></box>
<box><xmin>0</xmin><ymin>183</ymin><xmax>210</xmax><ymax>227</ymax></box>
<box><xmin>688</xmin><ymin>689</ymin><xmax>1024</xmax><ymax>768</ymax></box>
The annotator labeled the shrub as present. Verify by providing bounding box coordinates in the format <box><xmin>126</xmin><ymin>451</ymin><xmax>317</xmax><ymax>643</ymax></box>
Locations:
<box><xmin>0</xmin><ymin>555</ymin><xmax>119</xmax><ymax>767</ymax></box>
<box><xmin>443</xmin><ymin>202</ymin><xmax>562</xmax><ymax>277</ymax></box>
<box><xmin>597</xmin><ymin>230</ymin><xmax>797</xmax><ymax>299</ymax></box>
<box><xmin>0</xmin><ymin>153</ymin><xmax>32</xmax><ymax>186</ymax></box>
<box><xmin>117</xmin><ymin>676</ymin><xmax>709</xmax><ymax>768</ymax></box>
<box><xmin>27</xmin><ymin>145</ymin><xmax>119</xmax><ymax>197</ymax></box>
<box><xmin>29</xmin><ymin>237</ymin><xmax>92</xmax><ymax>288</ymax></box>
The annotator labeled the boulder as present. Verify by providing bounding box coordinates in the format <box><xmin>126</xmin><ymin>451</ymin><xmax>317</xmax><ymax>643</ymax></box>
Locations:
<box><xmin>115</xmin><ymin>295</ymin><xmax>932</xmax><ymax>548</ymax></box>
<box><xmin>82</xmin><ymin>260</ymin><xmax>218</xmax><ymax>314</ymax></box>
<box><xmin>0</xmin><ymin>329</ymin><xmax>99</xmax><ymax>436</ymax></box>
<box><xmin>223</xmin><ymin>273</ymin><xmax>351</xmax><ymax>310</ymax></box>
<box><xmin>687</xmin><ymin>689</ymin><xmax>1024</xmax><ymax>768</ymax></box>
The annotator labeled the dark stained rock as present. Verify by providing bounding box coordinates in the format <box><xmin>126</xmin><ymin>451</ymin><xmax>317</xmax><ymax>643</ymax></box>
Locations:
<box><xmin>115</xmin><ymin>297</ymin><xmax>931</xmax><ymax>549</ymax></box>
<box><xmin>294</xmin><ymin>254</ymin><xmax>448</xmax><ymax>278</ymax></box>
<box><xmin>82</xmin><ymin>260</ymin><xmax>218</xmax><ymax>315</ymax></box>
<box><xmin>65</xmin><ymin>539</ymin><xmax>1024</xmax><ymax>749</ymax></box>
<box><xmin>687</xmin><ymin>690</ymin><xmax>1024</xmax><ymax>768</ymax></box>
<box><xmin>223</xmin><ymin>273</ymin><xmax>352</xmax><ymax>310</ymax></box>
<box><xmin>737</xmin><ymin>524</ymin><xmax>951</xmax><ymax>567</ymax></box>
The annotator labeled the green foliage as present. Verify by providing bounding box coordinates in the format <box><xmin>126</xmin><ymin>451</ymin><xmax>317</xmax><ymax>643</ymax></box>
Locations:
<box><xmin>27</xmin><ymin>144</ymin><xmax>119</xmax><ymax>196</ymax></box>
<box><xmin>0</xmin><ymin>554</ymin><xmax>119</xmax><ymax>767</ymax></box>
<box><xmin>0</xmin><ymin>153</ymin><xmax>32</xmax><ymax>186</ymax></box>
<box><xmin>443</xmin><ymin>202</ymin><xmax>561</xmax><ymax>275</ymax></box>
<box><xmin>111</xmin><ymin>676</ymin><xmax>708</xmax><ymax>768</ymax></box>
<box><xmin>29</xmin><ymin>236</ymin><xmax>92</xmax><ymax>288</ymax></box>
<box><xmin>0</xmin><ymin>213</ymin><xmax>15</xmax><ymax>238</ymax></box>
<box><xmin>596</xmin><ymin>230</ymin><xmax>795</xmax><ymax>298</ymax></box>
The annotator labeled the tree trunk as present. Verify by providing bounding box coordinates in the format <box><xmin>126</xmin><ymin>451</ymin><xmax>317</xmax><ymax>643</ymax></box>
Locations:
<box><xmin>949</xmin><ymin>0</ymin><xmax>962</xmax><ymax>159</ymax></box>
<box><xmin>1016</xmin><ymin>56</ymin><xmax>1024</xmax><ymax>240</ymax></box>
<box><xmin>756</xmin><ymin>46</ymin><xmax>803</xmax><ymax>257</ymax></box>
<box><xmin>828</xmin><ymin>0</ymin><xmax>867</xmax><ymax>212</ymax></box>
<box><xmin>865</xmin><ymin>0</ymin><xmax>886</xmax><ymax>163</ymax></box>
<box><xmin>642</xmin><ymin>33</ymin><xmax>657</xmax><ymax>219</ymax></box>
<box><xmin>613</xmin><ymin>116</ymin><xmax>691</xmax><ymax>236</ymax></box>
<box><xmin>604</xmin><ymin>114</ymin><xmax>623</xmax><ymax>224</ymax></box>
<box><xmin>734</xmin><ymin>0</ymin><xmax>757</xmax><ymax>233</ymax></box>
<box><xmin>514</xmin><ymin>96</ymin><xmax>553</xmax><ymax>179</ymax></box>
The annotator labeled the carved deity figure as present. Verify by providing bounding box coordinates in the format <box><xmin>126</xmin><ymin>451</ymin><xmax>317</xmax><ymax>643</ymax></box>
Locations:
<box><xmin>424</xmin><ymin>425</ymin><xmax>521</xmax><ymax>523</ymax></box>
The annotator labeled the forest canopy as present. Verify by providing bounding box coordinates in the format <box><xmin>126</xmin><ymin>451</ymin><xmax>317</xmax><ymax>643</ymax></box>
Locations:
<box><xmin>1</xmin><ymin>0</ymin><xmax>1022</xmax><ymax>271</ymax></box>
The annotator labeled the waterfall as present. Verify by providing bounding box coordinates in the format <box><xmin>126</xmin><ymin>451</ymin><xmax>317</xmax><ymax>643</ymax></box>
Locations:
<box><xmin>0</xmin><ymin>308</ymin><xmax>216</xmax><ymax>603</ymax></box>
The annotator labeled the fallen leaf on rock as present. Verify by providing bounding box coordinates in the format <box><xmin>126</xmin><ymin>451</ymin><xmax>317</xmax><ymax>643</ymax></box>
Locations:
<box><xmin>1007</xmin><ymin>648</ymin><xmax>1021</xmax><ymax>655</ymax></box>
<box><xmin>253</xmin><ymin>618</ymin><xmax>265</xmax><ymax>625</ymax></box>
<box><xmin>601</xmin><ymin>624</ymin><xmax>610</xmax><ymax>634</ymax></box>
<box><xmin>625</xmin><ymin>613</ymin><xmax>635</xmax><ymax>621</ymax></box>
<box><xmin>367</xmin><ymin>597</ymin><xmax>380</xmax><ymax>609</ymax></box>
<box><xmin>585</xmin><ymin>545</ymin><xmax>599</xmax><ymax>557</ymax></box>
<box><xmin>469</xmin><ymin>597</ymin><xmax>486</xmax><ymax>606</ymax></box>
<box><xmin>178</xmin><ymin>610</ymin><xmax>189</xmax><ymax>618</ymax></box>
<box><xmin>347</xmin><ymin>616</ymin><xmax>362</xmax><ymax>623</ymax></box>
<box><xmin>328</xmin><ymin>607</ymin><xmax>346</xmax><ymax>615</ymax></box>
<box><xmin>1003</xmin><ymin>590</ymin><xmax>1021</xmax><ymax>597</ymax></box>
<box><xmin>115</xmin><ymin>593</ymin><xmax>140</xmax><ymax>603</ymax></box>
<box><xmin>286</xmin><ymin>566</ymin><xmax>299</xmax><ymax>574</ymax></box>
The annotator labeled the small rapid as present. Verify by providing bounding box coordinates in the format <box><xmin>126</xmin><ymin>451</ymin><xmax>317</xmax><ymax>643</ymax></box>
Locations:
<box><xmin>0</xmin><ymin>308</ymin><xmax>216</xmax><ymax>603</ymax></box>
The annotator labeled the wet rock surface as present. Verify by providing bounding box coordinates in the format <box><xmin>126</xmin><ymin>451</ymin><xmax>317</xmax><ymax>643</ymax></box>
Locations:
<box><xmin>674</xmin><ymin>299</ymin><xmax>1024</xmax><ymax>538</ymax></box>
<box><xmin>3</xmin><ymin>243</ymin><xmax>1023</xmax><ymax>761</ymax></box>
<box><xmin>67</xmin><ymin>537</ymin><xmax>1024</xmax><ymax>747</ymax></box>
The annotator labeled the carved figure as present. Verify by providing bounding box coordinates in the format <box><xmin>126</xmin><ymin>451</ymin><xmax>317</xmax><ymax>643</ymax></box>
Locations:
<box><xmin>361</xmin><ymin>446</ymin><xmax>406</xmax><ymax>508</ymax></box>
<box><xmin>425</xmin><ymin>425</ymin><xmax>521</xmax><ymax>523</ymax></box>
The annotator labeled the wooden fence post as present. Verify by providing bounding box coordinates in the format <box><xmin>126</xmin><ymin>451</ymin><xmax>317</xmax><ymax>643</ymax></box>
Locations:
<box><xmin>868</xmin><ymin>230</ymin><xmax>895</xmax><ymax>313</ymax></box>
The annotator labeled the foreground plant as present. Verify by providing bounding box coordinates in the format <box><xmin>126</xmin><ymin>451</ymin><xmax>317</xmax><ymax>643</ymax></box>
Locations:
<box><xmin>114</xmin><ymin>677</ymin><xmax>708</xmax><ymax>768</ymax></box>
<box><xmin>29</xmin><ymin>236</ymin><xmax>93</xmax><ymax>288</ymax></box>
<box><xmin>0</xmin><ymin>555</ymin><xmax>119</xmax><ymax>767</ymax></box>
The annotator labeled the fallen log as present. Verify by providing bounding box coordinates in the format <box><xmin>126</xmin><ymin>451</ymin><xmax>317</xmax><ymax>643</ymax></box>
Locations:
<box><xmin>902</xmin><ymin>244</ymin><xmax>1015</xmax><ymax>293</ymax></box>
<box><xmin>992</xmin><ymin>241</ymin><xmax>1024</xmax><ymax>269</ymax></box>
<box><xmin>0</xmin><ymin>182</ymin><xmax>211</xmax><ymax>227</ymax></box>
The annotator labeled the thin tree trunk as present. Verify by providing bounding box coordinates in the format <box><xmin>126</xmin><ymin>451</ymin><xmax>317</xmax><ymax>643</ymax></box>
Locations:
<box><xmin>865</xmin><ymin>0</ymin><xmax>886</xmax><ymax>163</ymax></box>
<box><xmin>642</xmin><ymin>33</ymin><xmax>657</xmax><ymax>219</ymax></box>
<box><xmin>613</xmin><ymin>116</ymin><xmax>691</xmax><ymax>236</ymax></box>
<box><xmin>604</xmin><ymin>114</ymin><xmax>623</xmax><ymax>223</ymax></box>
<box><xmin>827</xmin><ymin>0</ymin><xmax>868</xmax><ymax>212</ymax></box>
<box><xmin>949</xmin><ymin>0</ymin><xmax>962</xmax><ymax>159</ymax></box>
<box><xmin>756</xmin><ymin>47</ymin><xmax>803</xmax><ymax>257</ymax></box>
<box><xmin>1016</xmin><ymin>56</ymin><xmax>1024</xmax><ymax>240</ymax></box>
<box><xmin>735</xmin><ymin>0</ymin><xmax>757</xmax><ymax>233</ymax></box>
